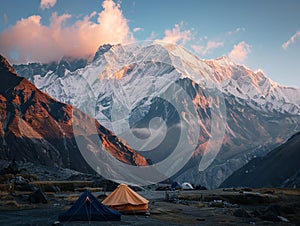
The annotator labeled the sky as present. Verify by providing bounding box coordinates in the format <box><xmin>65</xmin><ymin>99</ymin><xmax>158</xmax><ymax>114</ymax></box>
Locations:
<box><xmin>0</xmin><ymin>0</ymin><xmax>299</xmax><ymax>87</ymax></box>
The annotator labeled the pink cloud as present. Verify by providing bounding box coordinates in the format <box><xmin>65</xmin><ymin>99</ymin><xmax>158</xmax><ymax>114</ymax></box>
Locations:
<box><xmin>191</xmin><ymin>41</ymin><xmax>224</xmax><ymax>56</ymax></box>
<box><xmin>0</xmin><ymin>0</ymin><xmax>133</xmax><ymax>63</ymax></box>
<box><xmin>228</xmin><ymin>41</ymin><xmax>251</xmax><ymax>63</ymax></box>
<box><xmin>40</xmin><ymin>0</ymin><xmax>57</xmax><ymax>9</ymax></box>
<box><xmin>161</xmin><ymin>23</ymin><xmax>191</xmax><ymax>44</ymax></box>
<box><xmin>133</xmin><ymin>27</ymin><xmax>142</xmax><ymax>32</ymax></box>
<box><xmin>282</xmin><ymin>31</ymin><xmax>300</xmax><ymax>50</ymax></box>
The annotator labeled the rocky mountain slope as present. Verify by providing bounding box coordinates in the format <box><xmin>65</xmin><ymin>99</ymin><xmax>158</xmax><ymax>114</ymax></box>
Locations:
<box><xmin>220</xmin><ymin>131</ymin><xmax>300</xmax><ymax>188</ymax></box>
<box><xmin>0</xmin><ymin>54</ymin><xmax>147</xmax><ymax>174</ymax></box>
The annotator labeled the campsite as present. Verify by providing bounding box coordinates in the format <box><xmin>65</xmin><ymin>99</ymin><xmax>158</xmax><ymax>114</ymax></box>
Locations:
<box><xmin>0</xmin><ymin>161</ymin><xmax>298</xmax><ymax>225</ymax></box>
<box><xmin>0</xmin><ymin>181</ymin><xmax>299</xmax><ymax>225</ymax></box>
<box><xmin>0</xmin><ymin>161</ymin><xmax>299</xmax><ymax>225</ymax></box>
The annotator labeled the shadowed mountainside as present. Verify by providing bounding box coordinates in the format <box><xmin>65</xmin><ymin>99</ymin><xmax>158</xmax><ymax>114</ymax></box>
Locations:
<box><xmin>220</xmin><ymin>131</ymin><xmax>300</xmax><ymax>188</ymax></box>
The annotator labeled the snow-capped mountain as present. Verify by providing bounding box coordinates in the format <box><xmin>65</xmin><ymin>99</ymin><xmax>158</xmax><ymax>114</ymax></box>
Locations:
<box><xmin>205</xmin><ymin>56</ymin><xmax>300</xmax><ymax>115</ymax></box>
<box><xmin>14</xmin><ymin>42</ymin><xmax>300</xmax><ymax>188</ymax></box>
<box><xmin>15</xmin><ymin>43</ymin><xmax>300</xmax><ymax>118</ymax></box>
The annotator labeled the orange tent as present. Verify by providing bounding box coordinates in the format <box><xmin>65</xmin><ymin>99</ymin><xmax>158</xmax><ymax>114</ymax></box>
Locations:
<box><xmin>102</xmin><ymin>184</ymin><xmax>149</xmax><ymax>213</ymax></box>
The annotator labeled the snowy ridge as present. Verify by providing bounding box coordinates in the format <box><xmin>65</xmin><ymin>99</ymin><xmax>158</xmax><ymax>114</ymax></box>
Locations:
<box><xmin>203</xmin><ymin>56</ymin><xmax>300</xmax><ymax>115</ymax></box>
<box><xmin>16</xmin><ymin>43</ymin><xmax>300</xmax><ymax>118</ymax></box>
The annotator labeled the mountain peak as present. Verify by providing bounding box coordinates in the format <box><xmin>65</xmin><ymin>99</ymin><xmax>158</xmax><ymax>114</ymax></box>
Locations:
<box><xmin>56</xmin><ymin>56</ymin><xmax>89</xmax><ymax>77</ymax></box>
<box><xmin>93</xmin><ymin>44</ymin><xmax>113</xmax><ymax>61</ymax></box>
<box><xmin>203</xmin><ymin>55</ymin><xmax>236</xmax><ymax>69</ymax></box>
<box><xmin>216</xmin><ymin>55</ymin><xmax>229</xmax><ymax>60</ymax></box>
<box><xmin>0</xmin><ymin>54</ymin><xmax>17</xmax><ymax>76</ymax></box>
<box><xmin>0</xmin><ymin>54</ymin><xmax>21</xmax><ymax>92</ymax></box>
<box><xmin>215</xmin><ymin>55</ymin><xmax>235</xmax><ymax>66</ymax></box>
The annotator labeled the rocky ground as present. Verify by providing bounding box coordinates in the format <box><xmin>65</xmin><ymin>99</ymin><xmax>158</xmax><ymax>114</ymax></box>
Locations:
<box><xmin>0</xmin><ymin>188</ymin><xmax>299</xmax><ymax>225</ymax></box>
<box><xmin>0</xmin><ymin>161</ymin><xmax>299</xmax><ymax>225</ymax></box>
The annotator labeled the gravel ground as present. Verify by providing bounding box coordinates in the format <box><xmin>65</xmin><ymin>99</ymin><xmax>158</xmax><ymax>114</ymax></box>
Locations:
<box><xmin>0</xmin><ymin>189</ymin><xmax>299</xmax><ymax>226</ymax></box>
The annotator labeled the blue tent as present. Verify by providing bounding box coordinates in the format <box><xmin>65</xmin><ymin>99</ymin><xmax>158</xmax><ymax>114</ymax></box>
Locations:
<box><xmin>171</xmin><ymin>181</ymin><xmax>181</xmax><ymax>190</ymax></box>
<box><xmin>58</xmin><ymin>190</ymin><xmax>121</xmax><ymax>221</ymax></box>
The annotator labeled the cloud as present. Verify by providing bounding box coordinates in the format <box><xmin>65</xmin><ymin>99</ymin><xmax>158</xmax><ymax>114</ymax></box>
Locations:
<box><xmin>150</xmin><ymin>32</ymin><xmax>157</xmax><ymax>39</ymax></box>
<box><xmin>191</xmin><ymin>41</ymin><xmax>224</xmax><ymax>56</ymax></box>
<box><xmin>160</xmin><ymin>23</ymin><xmax>191</xmax><ymax>44</ymax></box>
<box><xmin>282</xmin><ymin>31</ymin><xmax>300</xmax><ymax>50</ymax></box>
<box><xmin>226</xmin><ymin>27</ymin><xmax>245</xmax><ymax>36</ymax></box>
<box><xmin>133</xmin><ymin>27</ymin><xmax>142</xmax><ymax>32</ymax></box>
<box><xmin>3</xmin><ymin>13</ymin><xmax>8</xmax><ymax>24</ymax></box>
<box><xmin>228</xmin><ymin>41</ymin><xmax>251</xmax><ymax>63</ymax></box>
<box><xmin>40</xmin><ymin>0</ymin><xmax>57</xmax><ymax>9</ymax></box>
<box><xmin>0</xmin><ymin>0</ymin><xmax>134</xmax><ymax>63</ymax></box>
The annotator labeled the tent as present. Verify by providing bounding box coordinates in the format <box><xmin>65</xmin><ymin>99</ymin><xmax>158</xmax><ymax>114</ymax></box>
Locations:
<box><xmin>102</xmin><ymin>184</ymin><xmax>149</xmax><ymax>214</ymax></box>
<box><xmin>171</xmin><ymin>181</ymin><xmax>182</xmax><ymax>190</ymax></box>
<box><xmin>181</xmin><ymin>182</ymin><xmax>194</xmax><ymax>190</ymax></box>
<box><xmin>29</xmin><ymin>189</ymin><xmax>48</xmax><ymax>204</ymax></box>
<box><xmin>58</xmin><ymin>190</ymin><xmax>121</xmax><ymax>221</ymax></box>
